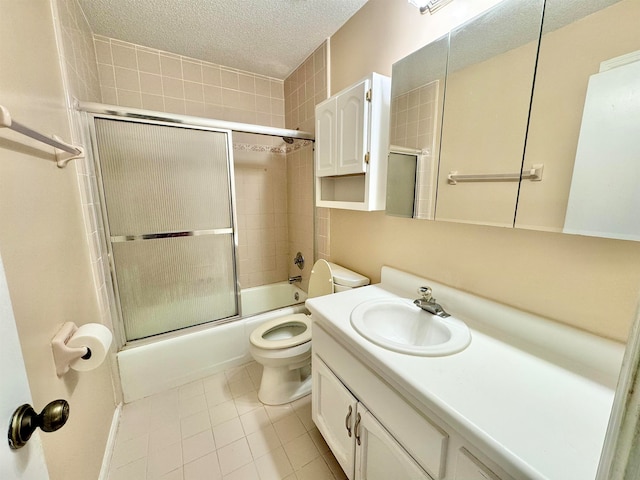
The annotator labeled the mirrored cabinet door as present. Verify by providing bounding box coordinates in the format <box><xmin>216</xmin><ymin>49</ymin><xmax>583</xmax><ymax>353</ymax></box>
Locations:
<box><xmin>515</xmin><ymin>0</ymin><xmax>640</xmax><ymax>240</ymax></box>
<box><xmin>434</xmin><ymin>0</ymin><xmax>544</xmax><ymax>227</ymax></box>
<box><xmin>387</xmin><ymin>34</ymin><xmax>448</xmax><ymax>219</ymax></box>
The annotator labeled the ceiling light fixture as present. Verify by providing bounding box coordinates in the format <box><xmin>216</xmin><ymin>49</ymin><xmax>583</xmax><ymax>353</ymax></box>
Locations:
<box><xmin>408</xmin><ymin>0</ymin><xmax>454</xmax><ymax>15</ymax></box>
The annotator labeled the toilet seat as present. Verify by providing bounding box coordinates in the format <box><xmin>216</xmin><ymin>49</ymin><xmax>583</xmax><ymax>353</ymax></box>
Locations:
<box><xmin>250</xmin><ymin>314</ymin><xmax>311</xmax><ymax>350</ymax></box>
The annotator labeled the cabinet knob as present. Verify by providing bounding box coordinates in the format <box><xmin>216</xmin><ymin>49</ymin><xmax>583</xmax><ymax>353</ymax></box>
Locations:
<box><xmin>8</xmin><ymin>400</ymin><xmax>69</xmax><ymax>449</ymax></box>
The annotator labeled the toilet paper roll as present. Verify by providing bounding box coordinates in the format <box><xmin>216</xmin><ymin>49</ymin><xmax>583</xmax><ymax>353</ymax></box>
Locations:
<box><xmin>67</xmin><ymin>323</ymin><xmax>113</xmax><ymax>372</ymax></box>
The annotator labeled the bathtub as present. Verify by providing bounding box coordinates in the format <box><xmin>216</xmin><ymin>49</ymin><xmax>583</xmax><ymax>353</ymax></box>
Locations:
<box><xmin>117</xmin><ymin>282</ymin><xmax>308</xmax><ymax>402</ymax></box>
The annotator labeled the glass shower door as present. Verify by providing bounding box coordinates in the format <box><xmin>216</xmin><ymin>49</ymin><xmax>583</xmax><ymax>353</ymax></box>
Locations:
<box><xmin>94</xmin><ymin>118</ymin><xmax>239</xmax><ymax>341</ymax></box>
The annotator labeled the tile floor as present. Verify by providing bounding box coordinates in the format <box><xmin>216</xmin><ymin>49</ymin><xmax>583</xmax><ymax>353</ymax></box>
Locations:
<box><xmin>107</xmin><ymin>362</ymin><xmax>347</xmax><ymax>480</ymax></box>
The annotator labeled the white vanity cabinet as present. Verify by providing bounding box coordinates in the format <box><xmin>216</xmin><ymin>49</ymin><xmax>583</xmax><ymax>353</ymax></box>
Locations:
<box><xmin>312</xmin><ymin>322</ymin><xmax>512</xmax><ymax>480</ymax></box>
<box><xmin>313</xmin><ymin>354</ymin><xmax>431</xmax><ymax>480</ymax></box>
<box><xmin>315</xmin><ymin>73</ymin><xmax>391</xmax><ymax>211</ymax></box>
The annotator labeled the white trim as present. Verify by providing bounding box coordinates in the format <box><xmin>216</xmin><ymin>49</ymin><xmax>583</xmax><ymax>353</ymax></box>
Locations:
<box><xmin>597</xmin><ymin>300</ymin><xmax>640</xmax><ymax>479</ymax></box>
<box><xmin>600</xmin><ymin>50</ymin><xmax>640</xmax><ymax>72</ymax></box>
<box><xmin>98</xmin><ymin>403</ymin><xmax>122</xmax><ymax>480</ymax></box>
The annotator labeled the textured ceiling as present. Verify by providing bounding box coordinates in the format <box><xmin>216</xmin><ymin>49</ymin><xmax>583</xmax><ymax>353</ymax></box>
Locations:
<box><xmin>77</xmin><ymin>0</ymin><xmax>369</xmax><ymax>79</ymax></box>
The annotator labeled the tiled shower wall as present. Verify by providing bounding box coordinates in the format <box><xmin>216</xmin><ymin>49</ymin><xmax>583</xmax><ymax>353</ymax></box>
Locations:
<box><xmin>284</xmin><ymin>42</ymin><xmax>330</xmax><ymax>283</ymax></box>
<box><xmin>234</xmin><ymin>145</ymin><xmax>289</xmax><ymax>288</ymax></box>
<box><xmin>93</xmin><ymin>36</ymin><xmax>286</xmax><ymax>128</ymax></box>
<box><xmin>55</xmin><ymin>2</ymin><xmax>326</xmax><ymax>301</ymax></box>
<box><xmin>53</xmin><ymin>0</ymin><xmax>115</xmax><ymax>332</ymax></box>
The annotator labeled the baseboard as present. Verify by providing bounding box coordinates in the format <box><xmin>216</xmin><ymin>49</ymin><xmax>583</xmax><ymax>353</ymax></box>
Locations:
<box><xmin>98</xmin><ymin>403</ymin><xmax>122</xmax><ymax>480</ymax></box>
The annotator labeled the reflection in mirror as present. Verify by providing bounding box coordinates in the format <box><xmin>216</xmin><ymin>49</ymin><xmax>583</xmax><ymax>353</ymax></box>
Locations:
<box><xmin>387</xmin><ymin>35</ymin><xmax>448</xmax><ymax>219</ymax></box>
<box><xmin>386</xmin><ymin>151</ymin><xmax>417</xmax><ymax>218</ymax></box>
<box><xmin>515</xmin><ymin>0</ymin><xmax>640</xmax><ymax>240</ymax></box>
<box><xmin>434</xmin><ymin>0</ymin><xmax>544</xmax><ymax>227</ymax></box>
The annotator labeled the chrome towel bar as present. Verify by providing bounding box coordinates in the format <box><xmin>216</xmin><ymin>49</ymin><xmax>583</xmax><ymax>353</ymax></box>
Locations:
<box><xmin>447</xmin><ymin>164</ymin><xmax>544</xmax><ymax>185</ymax></box>
<box><xmin>0</xmin><ymin>104</ymin><xmax>84</xmax><ymax>168</ymax></box>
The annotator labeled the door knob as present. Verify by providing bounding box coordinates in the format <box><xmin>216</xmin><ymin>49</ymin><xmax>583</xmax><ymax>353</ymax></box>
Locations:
<box><xmin>8</xmin><ymin>399</ymin><xmax>69</xmax><ymax>449</ymax></box>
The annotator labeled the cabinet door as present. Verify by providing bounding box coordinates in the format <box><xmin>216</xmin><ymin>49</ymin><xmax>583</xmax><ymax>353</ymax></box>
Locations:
<box><xmin>312</xmin><ymin>355</ymin><xmax>357</xmax><ymax>479</ymax></box>
<box><xmin>337</xmin><ymin>78</ymin><xmax>370</xmax><ymax>175</ymax></box>
<box><xmin>355</xmin><ymin>408</ymin><xmax>432</xmax><ymax>480</ymax></box>
<box><xmin>454</xmin><ymin>448</ymin><xmax>501</xmax><ymax>480</ymax></box>
<box><xmin>316</xmin><ymin>98</ymin><xmax>337</xmax><ymax>177</ymax></box>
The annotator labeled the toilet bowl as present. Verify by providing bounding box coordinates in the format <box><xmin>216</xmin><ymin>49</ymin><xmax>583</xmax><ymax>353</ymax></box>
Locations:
<box><xmin>249</xmin><ymin>259</ymin><xmax>369</xmax><ymax>405</ymax></box>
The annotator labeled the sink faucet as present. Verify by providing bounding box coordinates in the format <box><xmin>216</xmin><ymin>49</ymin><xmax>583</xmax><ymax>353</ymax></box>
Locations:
<box><xmin>414</xmin><ymin>286</ymin><xmax>450</xmax><ymax>318</ymax></box>
<box><xmin>288</xmin><ymin>275</ymin><xmax>302</xmax><ymax>284</ymax></box>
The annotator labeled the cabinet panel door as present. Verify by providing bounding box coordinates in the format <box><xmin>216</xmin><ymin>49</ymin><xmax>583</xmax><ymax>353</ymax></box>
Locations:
<box><xmin>337</xmin><ymin>79</ymin><xmax>370</xmax><ymax>175</ymax></box>
<box><xmin>316</xmin><ymin>98</ymin><xmax>337</xmax><ymax>177</ymax></box>
<box><xmin>312</xmin><ymin>355</ymin><xmax>357</xmax><ymax>479</ymax></box>
<box><xmin>454</xmin><ymin>448</ymin><xmax>501</xmax><ymax>480</ymax></box>
<box><xmin>355</xmin><ymin>408</ymin><xmax>432</xmax><ymax>480</ymax></box>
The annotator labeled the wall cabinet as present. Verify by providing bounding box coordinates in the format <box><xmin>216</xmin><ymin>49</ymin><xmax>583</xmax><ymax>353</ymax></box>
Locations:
<box><xmin>315</xmin><ymin>73</ymin><xmax>390</xmax><ymax>211</ymax></box>
<box><xmin>313</xmin><ymin>354</ymin><xmax>431</xmax><ymax>480</ymax></box>
<box><xmin>312</xmin><ymin>323</ymin><xmax>509</xmax><ymax>480</ymax></box>
<box><xmin>387</xmin><ymin>0</ymin><xmax>640</xmax><ymax>240</ymax></box>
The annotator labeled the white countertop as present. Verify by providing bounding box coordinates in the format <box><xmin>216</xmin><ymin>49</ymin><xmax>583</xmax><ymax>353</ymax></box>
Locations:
<box><xmin>306</xmin><ymin>272</ymin><xmax>623</xmax><ymax>480</ymax></box>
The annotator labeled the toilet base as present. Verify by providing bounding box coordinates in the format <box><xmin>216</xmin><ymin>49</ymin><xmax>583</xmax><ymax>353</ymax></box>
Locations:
<box><xmin>257</xmin><ymin>363</ymin><xmax>312</xmax><ymax>405</ymax></box>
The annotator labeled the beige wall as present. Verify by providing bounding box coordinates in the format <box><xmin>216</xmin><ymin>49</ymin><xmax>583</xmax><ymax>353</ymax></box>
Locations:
<box><xmin>0</xmin><ymin>1</ymin><xmax>115</xmax><ymax>479</ymax></box>
<box><xmin>328</xmin><ymin>0</ymin><xmax>640</xmax><ymax>342</ymax></box>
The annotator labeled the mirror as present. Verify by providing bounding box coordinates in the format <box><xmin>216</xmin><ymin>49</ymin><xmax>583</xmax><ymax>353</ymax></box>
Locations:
<box><xmin>515</xmin><ymin>0</ymin><xmax>640</xmax><ymax>241</ymax></box>
<box><xmin>434</xmin><ymin>0</ymin><xmax>544</xmax><ymax>227</ymax></box>
<box><xmin>387</xmin><ymin>0</ymin><xmax>640</xmax><ymax>241</ymax></box>
<box><xmin>387</xmin><ymin>35</ymin><xmax>448</xmax><ymax>219</ymax></box>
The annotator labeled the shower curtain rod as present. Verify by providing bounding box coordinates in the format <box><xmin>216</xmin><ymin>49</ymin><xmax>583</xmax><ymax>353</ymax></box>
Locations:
<box><xmin>0</xmin><ymin>104</ymin><xmax>85</xmax><ymax>168</ymax></box>
<box><xmin>77</xmin><ymin>102</ymin><xmax>315</xmax><ymax>141</ymax></box>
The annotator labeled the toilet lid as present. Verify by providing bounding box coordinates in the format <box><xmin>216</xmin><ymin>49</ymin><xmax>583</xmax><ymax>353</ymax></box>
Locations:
<box><xmin>250</xmin><ymin>314</ymin><xmax>311</xmax><ymax>350</ymax></box>
<box><xmin>308</xmin><ymin>259</ymin><xmax>334</xmax><ymax>298</ymax></box>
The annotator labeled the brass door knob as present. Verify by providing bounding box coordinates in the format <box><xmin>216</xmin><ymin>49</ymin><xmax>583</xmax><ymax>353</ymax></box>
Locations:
<box><xmin>8</xmin><ymin>399</ymin><xmax>69</xmax><ymax>449</ymax></box>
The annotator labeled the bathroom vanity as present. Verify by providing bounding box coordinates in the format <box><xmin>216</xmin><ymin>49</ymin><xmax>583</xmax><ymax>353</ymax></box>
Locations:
<box><xmin>307</xmin><ymin>267</ymin><xmax>624</xmax><ymax>480</ymax></box>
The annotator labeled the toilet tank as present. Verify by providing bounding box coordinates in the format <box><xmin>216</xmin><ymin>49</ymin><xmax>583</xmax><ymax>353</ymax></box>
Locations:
<box><xmin>328</xmin><ymin>262</ymin><xmax>370</xmax><ymax>292</ymax></box>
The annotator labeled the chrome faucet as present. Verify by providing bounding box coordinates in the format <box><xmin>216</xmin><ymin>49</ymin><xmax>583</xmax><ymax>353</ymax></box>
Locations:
<box><xmin>288</xmin><ymin>275</ymin><xmax>302</xmax><ymax>284</ymax></box>
<box><xmin>414</xmin><ymin>286</ymin><xmax>450</xmax><ymax>318</ymax></box>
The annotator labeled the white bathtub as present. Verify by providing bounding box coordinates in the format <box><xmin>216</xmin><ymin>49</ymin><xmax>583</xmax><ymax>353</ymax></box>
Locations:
<box><xmin>241</xmin><ymin>281</ymin><xmax>307</xmax><ymax>316</ymax></box>
<box><xmin>118</xmin><ymin>282</ymin><xmax>308</xmax><ymax>402</ymax></box>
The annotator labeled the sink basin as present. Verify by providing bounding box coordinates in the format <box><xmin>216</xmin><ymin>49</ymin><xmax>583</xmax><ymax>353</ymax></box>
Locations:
<box><xmin>350</xmin><ymin>298</ymin><xmax>471</xmax><ymax>356</ymax></box>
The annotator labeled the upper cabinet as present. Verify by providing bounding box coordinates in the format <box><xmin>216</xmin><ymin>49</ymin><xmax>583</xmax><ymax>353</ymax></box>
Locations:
<box><xmin>315</xmin><ymin>73</ymin><xmax>391</xmax><ymax>211</ymax></box>
<box><xmin>386</xmin><ymin>0</ymin><xmax>640</xmax><ymax>240</ymax></box>
<box><xmin>435</xmin><ymin>0</ymin><xmax>543</xmax><ymax>227</ymax></box>
<box><xmin>515</xmin><ymin>0</ymin><xmax>640</xmax><ymax>240</ymax></box>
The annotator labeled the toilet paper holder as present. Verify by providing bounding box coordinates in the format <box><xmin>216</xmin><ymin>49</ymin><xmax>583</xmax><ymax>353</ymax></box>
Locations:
<box><xmin>51</xmin><ymin>322</ymin><xmax>91</xmax><ymax>377</ymax></box>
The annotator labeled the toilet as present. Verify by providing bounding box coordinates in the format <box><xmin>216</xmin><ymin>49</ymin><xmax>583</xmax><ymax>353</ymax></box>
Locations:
<box><xmin>249</xmin><ymin>260</ymin><xmax>369</xmax><ymax>405</ymax></box>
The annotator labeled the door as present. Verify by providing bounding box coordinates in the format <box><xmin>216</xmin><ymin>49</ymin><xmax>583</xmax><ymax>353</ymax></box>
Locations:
<box><xmin>454</xmin><ymin>448</ymin><xmax>501</xmax><ymax>480</ymax></box>
<box><xmin>337</xmin><ymin>78</ymin><xmax>370</xmax><ymax>175</ymax></box>
<box><xmin>312</xmin><ymin>355</ymin><xmax>357</xmax><ymax>479</ymax></box>
<box><xmin>0</xmin><ymin>253</ymin><xmax>49</xmax><ymax>479</ymax></box>
<box><xmin>93</xmin><ymin>118</ymin><xmax>239</xmax><ymax>341</ymax></box>
<box><xmin>355</xmin><ymin>408</ymin><xmax>432</xmax><ymax>480</ymax></box>
<box><xmin>316</xmin><ymin>98</ymin><xmax>337</xmax><ymax>177</ymax></box>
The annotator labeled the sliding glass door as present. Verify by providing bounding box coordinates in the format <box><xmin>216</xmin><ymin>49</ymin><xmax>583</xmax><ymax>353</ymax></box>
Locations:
<box><xmin>93</xmin><ymin>118</ymin><xmax>239</xmax><ymax>341</ymax></box>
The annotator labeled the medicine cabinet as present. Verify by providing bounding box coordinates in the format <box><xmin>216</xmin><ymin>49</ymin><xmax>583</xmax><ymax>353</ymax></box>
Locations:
<box><xmin>315</xmin><ymin>73</ymin><xmax>390</xmax><ymax>211</ymax></box>
<box><xmin>386</xmin><ymin>0</ymin><xmax>640</xmax><ymax>241</ymax></box>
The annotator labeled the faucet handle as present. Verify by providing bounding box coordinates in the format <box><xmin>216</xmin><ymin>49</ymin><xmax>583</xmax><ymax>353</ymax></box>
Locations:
<box><xmin>417</xmin><ymin>286</ymin><xmax>433</xmax><ymax>302</ymax></box>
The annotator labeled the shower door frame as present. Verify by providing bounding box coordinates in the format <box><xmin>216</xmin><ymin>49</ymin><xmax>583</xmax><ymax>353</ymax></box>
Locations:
<box><xmin>86</xmin><ymin>111</ymin><xmax>243</xmax><ymax>347</ymax></box>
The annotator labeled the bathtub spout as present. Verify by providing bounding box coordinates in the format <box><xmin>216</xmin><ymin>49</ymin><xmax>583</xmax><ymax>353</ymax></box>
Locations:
<box><xmin>288</xmin><ymin>276</ymin><xmax>302</xmax><ymax>284</ymax></box>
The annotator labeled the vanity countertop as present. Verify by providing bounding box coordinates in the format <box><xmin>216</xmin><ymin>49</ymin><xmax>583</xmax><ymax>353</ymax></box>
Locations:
<box><xmin>306</xmin><ymin>274</ymin><xmax>623</xmax><ymax>480</ymax></box>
